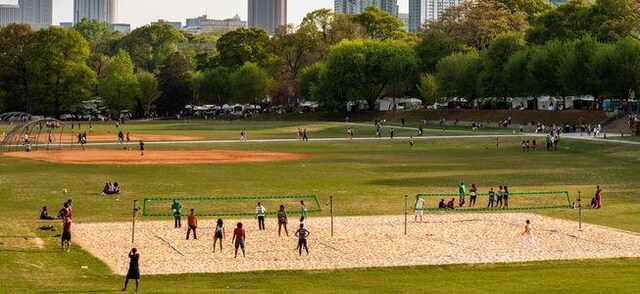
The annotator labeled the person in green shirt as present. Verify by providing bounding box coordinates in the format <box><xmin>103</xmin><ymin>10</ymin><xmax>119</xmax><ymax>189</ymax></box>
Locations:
<box><xmin>171</xmin><ymin>199</ymin><xmax>182</xmax><ymax>228</ymax></box>
<box><xmin>458</xmin><ymin>182</ymin><xmax>466</xmax><ymax>207</ymax></box>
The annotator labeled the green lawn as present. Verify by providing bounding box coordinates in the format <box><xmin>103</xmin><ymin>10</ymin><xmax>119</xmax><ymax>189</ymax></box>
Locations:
<box><xmin>0</xmin><ymin>120</ymin><xmax>638</xmax><ymax>292</ymax></box>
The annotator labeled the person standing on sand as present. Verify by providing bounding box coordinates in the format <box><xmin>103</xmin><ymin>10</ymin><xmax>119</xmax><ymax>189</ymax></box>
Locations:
<box><xmin>139</xmin><ymin>140</ymin><xmax>144</xmax><ymax>156</ymax></box>
<box><xmin>213</xmin><ymin>219</ymin><xmax>225</xmax><ymax>252</ymax></box>
<box><xmin>458</xmin><ymin>182</ymin><xmax>466</xmax><ymax>207</ymax></box>
<box><xmin>232</xmin><ymin>222</ymin><xmax>246</xmax><ymax>258</ymax></box>
<box><xmin>277</xmin><ymin>205</ymin><xmax>289</xmax><ymax>237</ymax></box>
<box><xmin>503</xmin><ymin>186</ymin><xmax>510</xmax><ymax>209</ymax></box>
<box><xmin>186</xmin><ymin>209</ymin><xmax>198</xmax><ymax>240</ymax></box>
<box><xmin>295</xmin><ymin>223</ymin><xmax>310</xmax><ymax>256</ymax></box>
<box><xmin>469</xmin><ymin>184</ymin><xmax>477</xmax><ymax>206</ymax></box>
<box><xmin>594</xmin><ymin>185</ymin><xmax>602</xmax><ymax>209</ymax></box>
<box><xmin>522</xmin><ymin>220</ymin><xmax>538</xmax><ymax>249</ymax></box>
<box><xmin>122</xmin><ymin>248</ymin><xmax>140</xmax><ymax>292</ymax></box>
<box><xmin>256</xmin><ymin>202</ymin><xmax>266</xmax><ymax>230</ymax></box>
<box><xmin>497</xmin><ymin>186</ymin><xmax>504</xmax><ymax>208</ymax></box>
<box><xmin>414</xmin><ymin>195</ymin><xmax>426</xmax><ymax>222</ymax></box>
<box><xmin>171</xmin><ymin>199</ymin><xmax>182</xmax><ymax>228</ymax></box>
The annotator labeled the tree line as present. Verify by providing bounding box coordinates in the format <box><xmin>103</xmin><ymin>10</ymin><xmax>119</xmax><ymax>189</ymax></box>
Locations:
<box><xmin>0</xmin><ymin>0</ymin><xmax>638</xmax><ymax>117</ymax></box>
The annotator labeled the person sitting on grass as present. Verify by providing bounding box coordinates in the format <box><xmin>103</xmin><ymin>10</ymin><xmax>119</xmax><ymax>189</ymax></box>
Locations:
<box><xmin>438</xmin><ymin>199</ymin><xmax>446</xmax><ymax>209</ymax></box>
<box><xmin>40</xmin><ymin>206</ymin><xmax>55</xmax><ymax>220</ymax></box>
<box><xmin>446</xmin><ymin>198</ymin><xmax>455</xmax><ymax>209</ymax></box>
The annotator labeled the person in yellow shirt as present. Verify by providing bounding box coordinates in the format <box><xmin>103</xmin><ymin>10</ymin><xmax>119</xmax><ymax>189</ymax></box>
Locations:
<box><xmin>186</xmin><ymin>209</ymin><xmax>198</xmax><ymax>240</ymax></box>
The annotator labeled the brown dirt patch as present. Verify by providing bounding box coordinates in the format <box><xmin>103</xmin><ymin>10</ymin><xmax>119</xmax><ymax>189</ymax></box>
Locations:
<box><xmin>4</xmin><ymin>149</ymin><xmax>309</xmax><ymax>165</ymax></box>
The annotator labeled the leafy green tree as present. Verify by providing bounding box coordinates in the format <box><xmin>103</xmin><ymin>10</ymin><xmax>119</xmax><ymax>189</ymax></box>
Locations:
<box><xmin>589</xmin><ymin>0</ymin><xmax>640</xmax><ymax>42</ymax></box>
<box><xmin>99</xmin><ymin>49</ymin><xmax>138</xmax><ymax>114</ymax></box>
<box><xmin>136</xmin><ymin>71</ymin><xmax>160</xmax><ymax>117</ymax></box>
<box><xmin>271</xmin><ymin>24</ymin><xmax>321</xmax><ymax>80</ymax></box>
<box><xmin>157</xmin><ymin>53</ymin><xmax>192</xmax><ymax>115</ymax></box>
<box><xmin>0</xmin><ymin>23</ymin><xmax>37</xmax><ymax>112</ymax></box>
<box><xmin>316</xmin><ymin>40</ymin><xmax>418</xmax><ymax>110</ymax></box>
<box><xmin>298</xmin><ymin>62</ymin><xmax>325</xmax><ymax>101</ymax></box>
<box><xmin>503</xmin><ymin>49</ymin><xmax>532</xmax><ymax>98</ymax></box>
<box><xmin>595</xmin><ymin>38</ymin><xmax>640</xmax><ymax>98</ymax></box>
<box><xmin>29</xmin><ymin>27</ymin><xmax>96</xmax><ymax>117</ymax></box>
<box><xmin>498</xmin><ymin>0</ymin><xmax>554</xmax><ymax>22</ymax></box>
<box><xmin>200</xmin><ymin>67</ymin><xmax>232</xmax><ymax>105</ymax></box>
<box><xmin>119</xmin><ymin>22</ymin><xmax>185</xmax><ymax>72</ymax></box>
<box><xmin>189</xmin><ymin>71</ymin><xmax>204</xmax><ymax>105</ymax></box>
<box><xmin>418</xmin><ymin>74</ymin><xmax>439</xmax><ymax>105</ymax></box>
<box><xmin>526</xmin><ymin>0</ymin><xmax>593</xmax><ymax>44</ymax></box>
<box><xmin>415</xmin><ymin>30</ymin><xmax>473</xmax><ymax>73</ymax></box>
<box><xmin>327</xmin><ymin>13</ymin><xmax>368</xmax><ymax>45</ymax></box>
<box><xmin>558</xmin><ymin>35</ymin><xmax>602</xmax><ymax>97</ymax></box>
<box><xmin>353</xmin><ymin>6</ymin><xmax>407</xmax><ymax>40</ymax></box>
<box><xmin>215</xmin><ymin>28</ymin><xmax>271</xmax><ymax>68</ymax></box>
<box><xmin>435</xmin><ymin>52</ymin><xmax>481</xmax><ymax>100</ymax></box>
<box><xmin>477</xmin><ymin>33</ymin><xmax>526</xmax><ymax>101</ymax></box>
<box><xmin>230</xmin><ymin>62</ymin><xmax>272</xmax><ymax>105</ymax></box>
<box><xmin>427</xmin><ymin>0</ymin><xmax>528</xmax><ymax>50</ymax></box>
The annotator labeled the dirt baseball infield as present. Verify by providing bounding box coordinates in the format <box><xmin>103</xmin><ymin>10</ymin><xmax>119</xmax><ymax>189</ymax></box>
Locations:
<box><xmin>5</xmin><ymin>149</ymin><xmax>309</xmax><ymax>165</ymax></box>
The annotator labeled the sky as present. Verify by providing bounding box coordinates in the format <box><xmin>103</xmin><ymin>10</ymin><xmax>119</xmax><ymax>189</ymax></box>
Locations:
<box><xmin>1</xmin><ymin>0</ymin><xmax>409</xmax><ymax>29</ymax></box>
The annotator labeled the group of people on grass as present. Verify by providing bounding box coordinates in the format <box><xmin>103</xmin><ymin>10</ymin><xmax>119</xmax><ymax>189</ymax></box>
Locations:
<box><xmin>101</xmin><ymin>182</ymin><xmax>121</xmax><ymax>195</ymax></box>
<box><xmin>170</xmin><ymin>199</ymin><xmax>311</xmax><ymax>258</ymax></box>
<box><xmin>457</xmin><ymin>182</ymin><xmax>511</xmax><ymax>209</ymax></box>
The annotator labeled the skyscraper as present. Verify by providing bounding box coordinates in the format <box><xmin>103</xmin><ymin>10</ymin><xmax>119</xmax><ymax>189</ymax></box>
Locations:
<box><xmin>74</xmin><ymin>0</ymin><xmax>118</xmax><ymax>24</ymax></box>
<box><xmin>18</xmin><ymin>0</ymin><xmax>52</xmax><ymax>30</ymax></box>
<box><xmin>0</xmin><ymin>4</ymin><xmax>19</xmax><ymax>27</ymax></box>
<box><xmin>248</xmin><ymin>0</ymin><xmax>286</xmax><ymax>35</ymax></box>
<box><xmin>335</xmin><ymin>0</ymin><xmax>398</xmax><ymax>17</ymax></box>
<box><xmin>409</xmin><ymin>0</ymin><xmax>466</xmax><ymax>33</ymax></box>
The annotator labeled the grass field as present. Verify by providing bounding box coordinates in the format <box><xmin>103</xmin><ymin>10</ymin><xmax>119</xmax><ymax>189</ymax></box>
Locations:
<box><xmin>0</xmin><ymin>120</ymin><xmax>638</xmax><ymax>292</ymax></box>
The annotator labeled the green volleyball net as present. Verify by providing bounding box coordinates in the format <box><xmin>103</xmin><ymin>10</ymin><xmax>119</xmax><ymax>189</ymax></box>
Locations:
<box><xmin>142</xmin><ymin>195</ymin><xmax>322</xmax><ymax>217</ymax></box>
<box><xmin>413</xmin><ymin>191</ymin><xmax>572</xmax><ymax>212</ymax></box>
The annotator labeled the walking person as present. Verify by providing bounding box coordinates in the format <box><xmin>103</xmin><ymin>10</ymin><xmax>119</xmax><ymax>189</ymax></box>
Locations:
<box><xmin>390</xmin><ymin>127</ymin><xmax>394</xmax><ymax>139</ymax></box>
<box><xmin>256</xmin><ymin>202</ymin><xmax>266</xmax><ymax>230</ymax></box>
<box><xmin>171</xmin><ymin>199</ymin><xmax>182</xmax><ymax>228</ymax></box>
<box><xmin>458</xmin><ymin>182</ymin><xmax>466</xmax><ymax>207</ymax></box>
<box><xmin>186</xmin><ymin>209</ymin><xmax>198</xmax><ymax>240</ymax></box>
<box><xmin>408</xmin><ymin>136</ymin><xmax>414</xmax><ymax>149</ymax></box>
<box><xmin>231</xmin><ymin>222</ymin><xmax>246</xmax><ymax>258</ymax></box>
<box><xmin>497</xmin><ymin>186</ymin><xmax>504</xmax><ymax>208</ymax></box>
<box><xmin>414</xmin><ymin>195</ymin><xmax>426</xmax><ymax>222</ymax></box>
<box><xmin>295</xmin><ymin>223</ymin><xmax>310</xmax><ymax>256</ymax></box>
<box><xmin>302</xmin><ymin>128</ymin><xmax>308</xmax><ymax>141</ymax></box>
<box><xmin>594</xmin><ymin>185</ymin><xmax>603</xmax><ymax>209</ymax></box>
<box><xmin>139</xmin><ymin>140</ymin><xmax>144</xmax><ymax>156</ymax></box>
<box><xmin>522</xmin><ymin>220</ymin><xmax>539</xmax><ymax>249</ymax></box>
<box><xmin>122</xmin><ymin>248</ymin><xmax>140</xmax><ymax>292</ymax></box>
<box><xmin>277</xmin><ymin>205</ymin><xmax>288</xmax><ymax>237</ymax></box>
<box><xmin>118</xmin><ymin>131</ymin><xmax>124</xmax><ymax>144</ymax></box>
<box><xmin>213</xmin><ymin>219</ymin><xmax>225</xmax><ymax>252</ymax></box>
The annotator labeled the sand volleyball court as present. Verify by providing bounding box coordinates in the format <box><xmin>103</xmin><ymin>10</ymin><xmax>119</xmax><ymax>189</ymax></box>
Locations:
<box><xmin>5</xmin><ymin>149</ymin><xmax>309</xmax><ymax>165</ymax></box>
<box><xmin>73</xmin><ymin>213</ymin><xmax>640</xmax><ymax>275</ymax></box>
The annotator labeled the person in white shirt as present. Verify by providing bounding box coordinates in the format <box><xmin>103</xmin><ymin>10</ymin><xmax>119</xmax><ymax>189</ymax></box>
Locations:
<box><xmin>255</xmin><ymin>202</ymin><xmax>266</xmax><ymax>230</ymax></box>
<box><xmin>522</xmin><ymin>219</ymin><xmax>538</xmax><ymax>249</ymax></box>
<box><xmin>414</xmin><ymin>196</ymin><xmax>426</xmax><ymax>222</ymax></box>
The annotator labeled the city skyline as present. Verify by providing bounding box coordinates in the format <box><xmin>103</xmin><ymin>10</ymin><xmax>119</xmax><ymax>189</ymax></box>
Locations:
<box><xmin>0</xmin><ymin>0</ymin><xmax>409</xmax><ymax>28</ymax></box>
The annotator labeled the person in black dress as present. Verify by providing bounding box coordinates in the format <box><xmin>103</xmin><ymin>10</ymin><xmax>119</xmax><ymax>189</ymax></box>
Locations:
<box><xmin>122</xmin><ymin>248</ymin><xmax>140</xmax><ymax>291</ymax></box>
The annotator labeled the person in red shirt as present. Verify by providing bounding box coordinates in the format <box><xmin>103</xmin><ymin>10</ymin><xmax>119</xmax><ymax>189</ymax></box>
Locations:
<box><xmin>595</xmin><ymin>185</ymin><xmax>603</xmax><ymax>209</ymax></box>
<box><xmin>231</xmin><ymin>222</ymin><xmax>246</xmax><ymax>258</ymax></box>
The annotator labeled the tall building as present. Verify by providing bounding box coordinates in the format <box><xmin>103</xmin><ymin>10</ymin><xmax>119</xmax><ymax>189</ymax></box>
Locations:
<box><xmin>0</xmin><ymin>4</ymin><xmax>19</xmax><ymax>27</ymax></box>
<box><xmin>19</xmin><ymin>0</ymin><xmax>52</xmax><ymax>30</ymax></box>
<box><xmin>248</xmin><ymin>0</ymin><xmax>286</xmax><ymax>35</ymax></box>
<box><xmin>398</xmin><ymin>13</ymin><xmax>409</xmax><ymax>31</ymax></box>
<box><xmin>74</xmin><ymin>0</ymin><xmax>118</xmax><ymax>24</ymax></box>
<box><xmin>335</xmin><ymin>0</ymin><xmax>398</xmax><ymax>17</ymax></box>
<box><xmin>409</xmin><ymin>0</ymin><xmax>466</xmax><ymax>33</ymax></box>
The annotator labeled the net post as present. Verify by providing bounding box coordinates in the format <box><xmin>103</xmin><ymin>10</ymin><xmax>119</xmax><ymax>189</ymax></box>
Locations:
<box><xmin>404</xmin><ymin>194</ymin><xmax>408</xmax><ymax>235</ymax></box>
<box><xmin>330</xmin><ymin>195</ymin><xmax>334</xmax><ymax>237</ymax></box>
<box><xmin>132</xmin><ymin>200</ymin><xmax>138</xmax><ymax>243</ymax></box>
<box><xmin>577</xmin><ymin>191</ymin><xmax>582</xmax><ymax>232</ymax></box>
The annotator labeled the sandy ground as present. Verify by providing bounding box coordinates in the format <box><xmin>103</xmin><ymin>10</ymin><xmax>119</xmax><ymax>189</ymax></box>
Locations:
<box><xmin>4</xmin><ymin>149</ymin><xmax>308</xmax><ymax>165</ymax></box>
<box><xmin>72</xmin><ymin>213</ymin><xmax>640</xmax><ymax>275</ymax></box>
